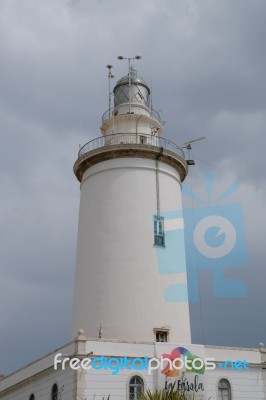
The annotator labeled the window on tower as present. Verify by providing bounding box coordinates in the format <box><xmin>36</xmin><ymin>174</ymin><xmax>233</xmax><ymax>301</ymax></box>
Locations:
<box><xmin>153</xmin><ymin>215</ymin><xmax>165</xmax><ymax>247</ymax></box>
<box><xmin>155</xmin><ymin>329</ymin><xmax>169</xmax><ymax>342</ymax></box>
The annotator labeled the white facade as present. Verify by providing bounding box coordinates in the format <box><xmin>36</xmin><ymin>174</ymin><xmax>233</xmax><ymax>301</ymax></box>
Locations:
<box><xmin>0</xmin><ymin>334</ymin><xmax>265</xmax><ymax>400</ymax></box>
<box><xmin>0</xmin><ymin>342</ymin><xmax>76</xmax><ymax>400</ymax></box>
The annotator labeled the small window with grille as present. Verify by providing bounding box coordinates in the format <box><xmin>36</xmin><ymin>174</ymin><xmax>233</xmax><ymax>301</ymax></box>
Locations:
<box><xmin>154</xmin><ymin>216</ymin><xmax>165</xmax><ymax>246</ymax></box>
<box><xmin>155</xmin><ymin>329</ymin><xmax>168</xmax><ymax>342</ymax></box>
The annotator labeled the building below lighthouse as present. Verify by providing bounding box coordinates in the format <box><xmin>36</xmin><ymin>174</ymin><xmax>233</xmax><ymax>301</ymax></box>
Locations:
<box><xmin>0</xmin><ymin>65</ymin><xmax>266</xmax><ymax>400</ymax></box>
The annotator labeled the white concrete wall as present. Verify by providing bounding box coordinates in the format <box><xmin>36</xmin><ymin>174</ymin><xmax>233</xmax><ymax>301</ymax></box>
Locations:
<box><xmin>0</xmin><ymin>368</ymin><xmax>75</xmax><ymax>400</ymax></box>
<box><xmin>101</xmin><ymin>113</ymin><xmax>162</xmax><ymax>136</ymax></box>
<box><xmin>77</xmin><ymin>340</ymin><xmax>156</xmax><ymax>399</ymax></box>
<box><xmin>207</xmin><ymin>367</ymin><xmax>264</xmax><ymax>399</ymax></box>
<box><xmin>206</xmin><ymin>346</ymin><xmax>264</xmax><ymax>399</ymax></box>
<box><xmin>1</xmin><ymin>340</ymin><xmax>265</xmax><ymax>400</ymax></box>
<box><xmin>260</xmin><ymin>349</ymin><xmax>266</xmax><ymax>400</ymax></box>
<box><xmin>72</xmin><ymin>157</ymin><xmax>191</xmax><ymax>344</ymax></box>
<box><xmin>0</xmin><ymin>343</ymin><xmax>76</xmax><ymax>400</ymax></box>
<box><xmin>78</xmin><ymin>368</ymin><xmax>155</xmax><ymax>400</ymax></box>
<box><xmin>79</xmin><ymin>342</ymin><xmax>265</xmax><ymax>399</ymax></box>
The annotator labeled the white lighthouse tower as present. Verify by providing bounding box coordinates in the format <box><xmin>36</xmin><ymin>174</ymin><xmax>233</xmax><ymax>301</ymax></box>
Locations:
<box><xmin>1</xmin><ymin>61</ymin><xmax>265</xmax><ymax>400</ymax></box>
<box><xmin>72</xmin><ymin>60</ymin><xmax>191</xmax><ymax>344</ymax></box>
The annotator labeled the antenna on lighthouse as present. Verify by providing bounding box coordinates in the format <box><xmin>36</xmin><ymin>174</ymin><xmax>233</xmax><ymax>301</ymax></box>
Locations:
<box><xmin>181</xmin><ymin>136</ymin><xmax>206</xmax><ymax>165</ymax></box>
<box><xmin>98</xmin><ymin>323</ymin><xmax>103</xmax><ymax>338</ymax></box>
<box><xmin>106</xmin><ymin>64</ymin><xmax>114</xmax><ymax>119</ymax></box>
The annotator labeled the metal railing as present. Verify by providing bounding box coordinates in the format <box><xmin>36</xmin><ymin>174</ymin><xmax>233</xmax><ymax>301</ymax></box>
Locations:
<box><xmin>102</xmin><ymin>106</ymin><xmax>163</xmax><ymax>124</ymax></box>
<box><xmin>78</xmin><ymin>133</ymin><xmax>185</xmax><ymax>159</ymax></box>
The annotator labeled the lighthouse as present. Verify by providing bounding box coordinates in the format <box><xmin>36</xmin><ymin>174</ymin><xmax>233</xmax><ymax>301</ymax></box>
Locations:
<box><xmin>72</xmin><ymin>60</ymin><xmax>191</xmax><ymax>344</ymax></box>
<box><xmin>1</xmin><ymin>61</ymin><xmax>265</xmax><ymax>400</ymax></box>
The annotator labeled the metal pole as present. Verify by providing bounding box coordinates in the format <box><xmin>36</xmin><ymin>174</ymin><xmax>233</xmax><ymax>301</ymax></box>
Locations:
<box><xmin>128</xmin><ymin>58</ymin><xmax>131</xmax><ymax>114</ymax></box>
<box><xmin>108</xmin><ymin>71</ymin><xmax>111</xmax><ymax>119</ymax></box>
<box><xmin>106</xmin><ymin>64</ymin><xmax>114</xmax><ymax>120</ymax></box>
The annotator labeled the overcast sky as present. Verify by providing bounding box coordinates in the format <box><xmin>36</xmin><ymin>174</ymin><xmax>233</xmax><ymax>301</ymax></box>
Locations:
<box><xmin>0</xmin><ymin>0</ymin><xmax>266</xmax><ymax>375</ymax></box>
